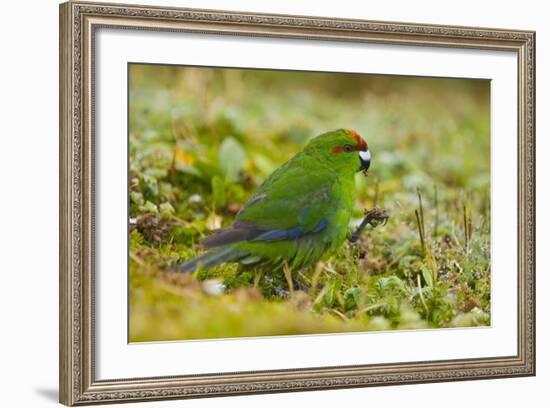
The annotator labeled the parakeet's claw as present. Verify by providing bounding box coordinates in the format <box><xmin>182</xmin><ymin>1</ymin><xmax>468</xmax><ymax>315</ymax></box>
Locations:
<box><xmin>368</xmin><ymin>207</ymin><xmax>389</xmax><ymax>228</ymax></box>
<box><xmin>350</xmin><ymin>207</ymin><xmax>389</xmax><ymax>242</ymax></box>
<box><xmin>364</xmin><ymin>207</ymin><xmax>389</xmax><ymax>223</ymax></box>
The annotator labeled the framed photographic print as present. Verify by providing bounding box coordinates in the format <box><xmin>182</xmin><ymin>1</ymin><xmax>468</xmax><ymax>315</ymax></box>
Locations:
<box><xmin>59</xmin><ymin>1</ymin><xmax>536</xmax><ymax>405</ymax></box>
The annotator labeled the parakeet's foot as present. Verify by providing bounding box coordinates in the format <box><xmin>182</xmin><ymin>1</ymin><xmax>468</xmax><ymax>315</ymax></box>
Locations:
<box><xmin>350</xmin><ymin>207</ymin><xmax>389</xmax><ymax>242</ymax></box>
<box><xmin>364</xmin><ymin>207</ymin><xmax>390</xmax><ymax>227</ymax></box>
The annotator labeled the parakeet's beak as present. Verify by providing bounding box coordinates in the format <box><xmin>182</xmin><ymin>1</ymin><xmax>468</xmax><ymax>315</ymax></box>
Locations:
<box><xmin>359</xmin><ymin>149</ymin><xmax>371</xmax><ymax>172</ymax></box>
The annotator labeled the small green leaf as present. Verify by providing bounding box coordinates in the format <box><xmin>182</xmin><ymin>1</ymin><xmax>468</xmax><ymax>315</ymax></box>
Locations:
<box><xmin>421</xmin><ymin>264</ymin><xmax>434</xmax><ymax>287</ymax></box>
<box><xmin>139</xmin><ymin>201</ymin><xmax>158</xmax><ymax>214</ymax></box>
<box><xmin>143</xmin><ymin>174</ymin><xmax>159</xmax><ymax>197</ymax></box>
<box><xmin>194</xmin><ymin>160</ymin><xmax>224</xmax><ymax>181</ymax></box>
<box><xmin>159</xmin><ymin>202</ymin><xmax>175</xmax><ymax>219</ymax></box>
<box><xmin>129</xmin><ymin>229</ymin><xmax>145</xmax><ymax>251</ymax></box>
<box><xmin>174</xmin><ymin>162</ymin><xmax>201</xmax><ymax>177</ymax></box>
<box><xmin>323</xmin><ymin>277</ymin><xmax>342</xmax><ymax>308</ymax></box>
<box><xmin>377</xmin><ymin>276</ymin><xmax>406</xmax><ymax>294</ymax></box>
<box><xmin>211</xmin><ymin>176</ymin><xmax>226</xmax><ymax>208</ymax></box>
<box><xmin>219</xmin><ymin>137</ymin><xmax>246</xmax><ymax>182</ymax></box>
<box><xmin>344</xmin><ymin>287</ymin><xmax>362</xmax><ymax>311</ymax></box>
<box><xmin>130</xmin><ymin>191</ymin><xmax>144</xmax><ymax>206</ymax></box>
<box><xmin>323</xmin><ymin>286</ymin><xmax>335</xmax><ymax>308</ymax></box>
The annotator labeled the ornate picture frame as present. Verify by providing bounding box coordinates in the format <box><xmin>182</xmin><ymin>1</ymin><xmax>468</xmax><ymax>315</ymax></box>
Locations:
<box><xmin>59</xmin><ymin>1</ymin><xmax>535</xmax><ymax>405</ymax></box>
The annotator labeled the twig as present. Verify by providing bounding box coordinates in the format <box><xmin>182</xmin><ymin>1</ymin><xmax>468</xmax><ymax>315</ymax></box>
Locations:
<box><xmin>322</xmin><ymin>263</ymin><xmax>339</xmax><ymax>276</ymax></box>
<box><xmin>358</xmin><ymin>303</ymin><xmax>384</xmax><ymax>315</ymax></box>
<box><xmin>467</xmin><ymin>208</ymin><xmax>473</xmax><ymax>244</ymax></box>
<box><xmin>253</xmin><ymin>269</ymin><xmax>264</xmax><ymax>288</ymax></box>
<box><xmin>283</xmin><ymin>262</ymin><xmax>294</xmax><ymax>294</ymax></box>
<box><xmin>415</xmin><ymin>209</ymin><xmax>426</xmax><ymax>254</ymax></box>
<box><xmin>417</xmin><ymin>187</ymin><xmax>425</xmax><ymax>237</ymax></box>
<box><xmin>330</xmin><ymin>309</ymin><xmax>349</xmax><ymax>321</ymax></box>
<box><xmin>310</xmin><ymin>262</ymin><xmax>324</xmax><ymax>295</ymax></box>
<box><xmin>297</xmin><ymin>270</ymin><xmax>311</xmax><ymax>286</ymax></box>
<box><xmin>313</xmin><ymin>285</ymin><xmax>329</xmax><ymax>306</ymax></box>
<box><xmin>433</xmin><ymin>184</ymin><xmax>439</xmax><ymax>238</ymax></box>
<box><xmin>130</xmin><ymin>251</ymin><xmax>146</xmax><ymax>267</ymax></box>
<box><xmin>417</xmin><ymin>274</ymin><xmax>429</xmax><ymax>313</ymax></box>
<box><xmin>463</xmin><ymin>203</ymin><xmax>469</xmax><ymax>250</ymax></box>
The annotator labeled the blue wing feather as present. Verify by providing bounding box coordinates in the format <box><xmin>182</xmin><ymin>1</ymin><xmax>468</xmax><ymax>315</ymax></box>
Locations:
<box><xmin>253</xmin><ymin>229</ymin><xmax>288</xmax><ymax>241</ymax></box>
<box><xmin>311</xmin><ymin>219</ymin><xmax>328</xmax><ymax>233</ymax></box>
<box><xmin>251</xmin><ymin>219</ymin><xmax>327</xmax><ymax>242</ymax></box>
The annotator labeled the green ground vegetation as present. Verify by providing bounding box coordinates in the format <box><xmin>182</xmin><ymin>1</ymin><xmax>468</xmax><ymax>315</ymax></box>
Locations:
<box><xmin>129</xmin><ymin>65</ymin><xmax>491</xmax><ymax>342</ymax></box>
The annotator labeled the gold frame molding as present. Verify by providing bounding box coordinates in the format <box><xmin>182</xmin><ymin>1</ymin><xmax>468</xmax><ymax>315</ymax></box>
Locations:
<box><xmin>59</xmin><ymin>1</ymin><xmax>536</xmax><ymax>405</ymax></box>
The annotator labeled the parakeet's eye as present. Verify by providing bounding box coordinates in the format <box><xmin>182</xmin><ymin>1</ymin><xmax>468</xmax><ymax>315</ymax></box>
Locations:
<box><xmin>343</xmin><ymin>144</ymin><xmax>354</xmax><ymax>153</ymax></box>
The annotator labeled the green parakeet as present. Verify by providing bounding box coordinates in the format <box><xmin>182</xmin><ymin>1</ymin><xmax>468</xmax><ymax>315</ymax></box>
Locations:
<box><xmin>177</xmin><ymin>128</ymin><xmax>371</xmax><ymax>273</ymax></box>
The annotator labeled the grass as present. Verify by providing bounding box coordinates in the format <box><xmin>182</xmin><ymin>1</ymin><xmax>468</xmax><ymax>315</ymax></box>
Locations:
<box><xmin>129</xmin><ymin>64</ymin><xmax>491</xmax><ymax>342</ymax></box>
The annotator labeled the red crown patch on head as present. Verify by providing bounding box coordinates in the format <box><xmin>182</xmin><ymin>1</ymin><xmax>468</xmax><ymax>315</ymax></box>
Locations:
<box><xmin>345</xmin><ymin>129</ymin><xmax>368</xmax><ymax>150</ymax></box>
<box><xmin>333</xmin><ymin>129</ymin><xmax>368</xmax><ymax>155</ymax></box>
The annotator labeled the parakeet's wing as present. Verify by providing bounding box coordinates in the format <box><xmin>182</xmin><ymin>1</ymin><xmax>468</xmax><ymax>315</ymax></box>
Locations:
<box><xmin>202</xmin><ymin>155</ymin><xmax>337</xmax><ymax>248</ymax></box>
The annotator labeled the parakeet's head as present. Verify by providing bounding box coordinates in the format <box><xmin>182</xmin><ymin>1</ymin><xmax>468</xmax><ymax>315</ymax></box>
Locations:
<box><xmin>304</xmin><ymin>129</ymin><xmax>370</xmax><ymax>174</ymax></box>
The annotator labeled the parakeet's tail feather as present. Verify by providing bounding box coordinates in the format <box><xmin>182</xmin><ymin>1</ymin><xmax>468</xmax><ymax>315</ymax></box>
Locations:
<box><xmin>201</xmin><ymin>221</ymin><xmax>266</xmax><ymax>248</ymax></box>
<box><xmin>176</xmin><ymin>247</ymin><xmax>248</xmax><ymax>273</ymax></box>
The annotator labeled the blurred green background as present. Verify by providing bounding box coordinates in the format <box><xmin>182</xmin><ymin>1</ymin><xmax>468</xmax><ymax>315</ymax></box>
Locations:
<box><xmin>129</xmin><ymin>64</ymin><xmax>491</xmax><ymax>342</ymax></box>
